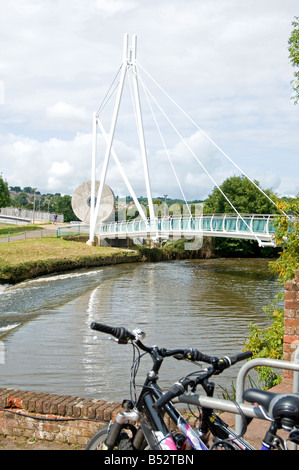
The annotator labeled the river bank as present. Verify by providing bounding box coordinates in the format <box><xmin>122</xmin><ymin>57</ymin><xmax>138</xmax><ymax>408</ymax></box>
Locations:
<box><xmin>0</xmin><ymin>234</ymin><xmax>212</xmax><ymax>284</ymax></box>
<box><xmin>0</xmin><ymin>238</ymin><xmax>142</xmax><ymax>284</ymax></box>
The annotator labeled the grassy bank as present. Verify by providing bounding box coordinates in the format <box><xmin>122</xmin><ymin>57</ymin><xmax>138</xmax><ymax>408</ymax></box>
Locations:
<box><xmin>0</xmin><ymin>234</ymin><xmax>210</xmax><ymax>284</ymax></box>
<box><xmin>0</xmin><ymin>238</ymin><xmax>141</xmax><ymax>283</ymax></box>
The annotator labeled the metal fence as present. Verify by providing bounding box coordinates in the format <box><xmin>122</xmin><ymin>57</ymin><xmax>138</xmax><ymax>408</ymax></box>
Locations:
<box><xmin>0</xmin><ymin>207</ymin><xmax>63</xmax><ymax>224</ymax></box>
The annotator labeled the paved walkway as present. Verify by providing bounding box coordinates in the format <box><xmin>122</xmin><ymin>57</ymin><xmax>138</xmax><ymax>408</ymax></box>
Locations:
<box><xmin>221</xmin><ymin>379</ymin><xmax>294</xmax><ymax>449</ymax></box>
<box><xmin>0</xmin><ymin>223</ymin><xmax>67</xmax><ymax>243</ymax></box>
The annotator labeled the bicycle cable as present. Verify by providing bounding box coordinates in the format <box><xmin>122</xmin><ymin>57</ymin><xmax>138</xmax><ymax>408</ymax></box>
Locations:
<box><xmin>209</xmin><ymin>399</ymin><xmax>248</xmax><ymax>450</ymax></box>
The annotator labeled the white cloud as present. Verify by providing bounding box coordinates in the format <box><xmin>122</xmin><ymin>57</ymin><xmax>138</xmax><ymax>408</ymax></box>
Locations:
<box><xmin>95</xmin><ymin>0</ymin><xmax>138</xmax><ymax>17</ymax></box>
<box><xmin>0</xmin><ymin>0</ymin><xmax>298</xmax><ymax>202</ymax></box>
<box><xmin>0</xmin><ymin>81</ymin><xmax>4</xmax><ymax>105</ymax></box>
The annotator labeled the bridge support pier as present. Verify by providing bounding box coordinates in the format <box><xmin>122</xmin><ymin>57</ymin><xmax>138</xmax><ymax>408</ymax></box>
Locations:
<box><xmin>99</xmin><ymin>237</ymin><xmax>134</xmax><ymax>248</ymax></box>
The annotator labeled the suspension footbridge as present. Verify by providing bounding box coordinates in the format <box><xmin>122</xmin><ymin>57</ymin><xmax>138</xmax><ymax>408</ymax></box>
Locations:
<box><xmin>67</xmin><ymin>34</ymin><xmax>282</xmax><ymax>249</ymax></box>
<box><xmin>58</xmin><ymin>213</ymin><xmax>276</xmax><ymax>247</ymax></box>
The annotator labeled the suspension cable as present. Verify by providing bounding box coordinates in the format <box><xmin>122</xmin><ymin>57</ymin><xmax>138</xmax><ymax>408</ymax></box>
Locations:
<box><xmin>133</xmin><ymin>66</ymin><xmax>260</xmax><ymax>241</ymax></box>
<box><xmin>96</xmin><ymin>64</ymin><xmax>123</xmax><ymax>116</ymax></box>
<box><xmin>136</xmin><ymin>61</ymin><xmax>288</xmax><ymax>219</ymax></box>
<box><xmin>132</xmin><ymin>67</ymin><xmax>192</xmax><ymax>216</ymax></box>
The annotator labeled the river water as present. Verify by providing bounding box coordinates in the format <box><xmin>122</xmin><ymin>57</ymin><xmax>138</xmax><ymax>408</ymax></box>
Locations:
<box><xmin>0</xmin><ymin>258</ymin><xmax>281</xmax><ymax>401</ymax></box>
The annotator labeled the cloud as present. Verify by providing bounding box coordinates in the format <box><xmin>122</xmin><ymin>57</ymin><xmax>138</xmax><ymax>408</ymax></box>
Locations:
<box><xmin>0</xmin><ymin>81</ymin><xmax>4</xmax><ymax>105</ymax></box>
<box><xmin>94</xmin><ymin>0</ymin><xmax>138</xmax><ymax>17</ymax></box>
<box><xmin>0</xmin><ymin>0</ymin><xmax>298</xmax><ymax>202</ymax></box>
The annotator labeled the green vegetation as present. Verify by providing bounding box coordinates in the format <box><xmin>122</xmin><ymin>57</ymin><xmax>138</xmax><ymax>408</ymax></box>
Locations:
<box><xmin>0</xmin><ymin>223</ymin><xmax>49</xmax><ymax>239</ymax></box>
<box><xmin>244</xmin><ymin>198</ymin><xmax>299</xmax><ymax>389</ymax></box>
<box><xmin>244</xmin><ymin>293</ymin><xmax>284</xmax><ymax>389</ymax></box>
<box><xmin>203</xmin><ymin>175</ymin><xmax>278</xmax><ymax>258</ymax></box>
<box><xmin>269</xmin><ymin>198</ymin><xmax>299</xmax><ymax>283</ymax></box>
<box><xmin>203</xmin><ymin>175</ymin><xmax>275</xmax><ymax>214</ymax></box>
<box><xmin>0</xmin><ymin>176</ymin><xmax>11</xmax><ymax>208</ymax></box>
<box><xmin>135</xmin><ymin>238</ymin><xmax>205</xmax><ymax>262</ymax></box>
<box><xmin>8</xmin><ymin>185</ymin><xmax>79</xmax><ymax>223</ymax></box>
<box><xmin>288</xmin><ymin>16</ymin><xmax>299</xmax><ymax>104</ymax></box>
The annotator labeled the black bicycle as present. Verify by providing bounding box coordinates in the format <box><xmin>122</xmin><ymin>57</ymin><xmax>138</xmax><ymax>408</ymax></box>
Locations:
<box><xmin>85</xmin><ymin>322</ymin><xmax>255</xmax><ymax>450</ymax></box>
<box><xmin>159</xmin><ymin>364</ymin><xmax>299</xmax><ymax>450</ymax></box>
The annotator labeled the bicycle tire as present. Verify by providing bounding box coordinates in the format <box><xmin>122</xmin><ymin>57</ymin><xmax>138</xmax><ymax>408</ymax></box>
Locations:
<box><xmin>85</xmin><ymin>426</ymin><xmax>135</xmax><ymax>450</ymax></box>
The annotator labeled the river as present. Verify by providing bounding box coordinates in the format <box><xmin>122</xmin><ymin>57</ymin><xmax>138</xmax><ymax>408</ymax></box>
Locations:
<box><xmin>0</xmin><ymin>258</ymin><xmax>281</xmax><ymax>401</ymax></box>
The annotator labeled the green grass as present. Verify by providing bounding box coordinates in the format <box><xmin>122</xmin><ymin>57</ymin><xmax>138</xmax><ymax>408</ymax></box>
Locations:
<box><xmin>0</xmin><ymin>223</ymin><xmax>48</xmax><ymax>239</ymax></box>
<box><xmin>0</xmin><ymin>238</ymin><xmax>141</xmax><ymax>283</ymax></box>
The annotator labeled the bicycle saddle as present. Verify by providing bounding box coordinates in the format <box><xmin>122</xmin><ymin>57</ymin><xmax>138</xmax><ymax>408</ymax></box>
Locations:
<box><xmin>243</xmin><ymin>388</ymin><xmax>299</xmax><ymax>430</ymax></box>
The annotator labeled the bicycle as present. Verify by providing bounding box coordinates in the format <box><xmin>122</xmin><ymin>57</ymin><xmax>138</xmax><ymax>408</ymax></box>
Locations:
<box><xmin>159</xmin><ymin>365</ymin><xmax>299</xmax><ymax>450</ymax></box>
<box><xmin>85</xmin><ymin>322</ymin><xmax>258</xmax><ymax>450</ymax></box>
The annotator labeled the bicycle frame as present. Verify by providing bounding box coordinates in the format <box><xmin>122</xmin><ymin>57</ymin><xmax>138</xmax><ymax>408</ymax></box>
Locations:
<box><xmin>177</xmin><ymin>392</ymin><xmax>295</xmax><ymax>450</ymax></box>
<box><xmin>104</xmin><ymin>346</ymin><xmax>208</xmax><ymax>450</ymax></box>
<box><xmin>88</xmin><ymin>322</ymin><xmax>298</xmax><ymax>451</ymax></box>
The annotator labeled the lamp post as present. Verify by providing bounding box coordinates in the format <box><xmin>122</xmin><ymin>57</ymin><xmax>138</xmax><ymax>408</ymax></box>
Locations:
<box><xmin>33</xmin><ymin>188</ymin><xmax>36</xmax><ymax>223</ymax></box>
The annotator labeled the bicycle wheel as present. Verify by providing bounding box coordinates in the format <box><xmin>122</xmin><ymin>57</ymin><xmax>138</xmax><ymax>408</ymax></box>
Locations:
<box><xmin>85</xmin><ymin>426</ymin><xmax>134</xmax><ymax>450</ymax></box>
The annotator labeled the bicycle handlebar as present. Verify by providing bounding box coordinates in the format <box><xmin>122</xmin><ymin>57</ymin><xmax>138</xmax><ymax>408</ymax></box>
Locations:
<box><xmin>90</xmin><ymin>322</ymin><xmax>252</xmax><ymax>410</ymax></box>
<box><xmin>90</xmin><ymin>323</ymin><xmax>252</xmax><ymax>363</ymax></box>
<box><xmin>152</xmin><ymin>350</ymin><xmax>253</xmax><ymax>410</ymax></box>
<box><xmin>90</xmin><ymin>322</ymin><xmax>136</xmax><ymax>343</ymax></box>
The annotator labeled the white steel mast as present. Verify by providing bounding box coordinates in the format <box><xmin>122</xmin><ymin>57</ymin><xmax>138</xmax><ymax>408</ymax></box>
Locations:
<box><xmin>88</xmin><ymin>34</ymin><xmax>154</xmax><ymax>245</ymax></box>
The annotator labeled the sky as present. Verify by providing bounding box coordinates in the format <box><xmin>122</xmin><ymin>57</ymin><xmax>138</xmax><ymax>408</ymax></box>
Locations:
<box><xmin>0</xmin><ymin>0</ymin><xmax>298</xmax><ymax>204</ymax></box>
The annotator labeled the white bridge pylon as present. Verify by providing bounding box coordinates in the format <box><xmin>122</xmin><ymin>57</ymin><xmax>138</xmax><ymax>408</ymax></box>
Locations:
<box><xmin>88</xmin><ymin>34</ymin><xmax>154</xmax><ymax>245</ymax></box>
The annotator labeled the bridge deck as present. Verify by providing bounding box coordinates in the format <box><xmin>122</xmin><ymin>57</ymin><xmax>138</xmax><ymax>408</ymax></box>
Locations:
<box><xmin>58</xmin><ymin>214</ymin><xmax>277</xmax><ymax>247</ymax></box>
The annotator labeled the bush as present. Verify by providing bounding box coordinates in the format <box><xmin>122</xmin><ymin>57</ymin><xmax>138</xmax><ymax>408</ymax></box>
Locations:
<box><xmin>243</xmin><ymin>292</ymin><xmax>284</xmax><ymax>389</ymax></box>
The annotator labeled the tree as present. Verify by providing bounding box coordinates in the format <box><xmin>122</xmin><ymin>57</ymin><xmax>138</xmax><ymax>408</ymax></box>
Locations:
<box><xmin>11</xmin><ymin>192</ymin><xmax>29</xmax><ymax>207</ymax></box>
<box><xmin>203</xmin><ymin>175</ymin><xmax>276</xmax><ymax>214</ymax></box>
<box><xmin>203</xmin><ymin>176</ymin><xmax>277</xmax><ymax>257</ymax></box>
<box><xmin>23</xmin><ymin>186</ymin><xmax>34</xmax><ymax>194</ymax></box>
<box><xmin>54</xmin><ymin>195</ymin><xmax>79</xmax><ymax>223</ymax></box>
<box><xmin>9</xmin><ymin>186</ymin><xmax>22</xmax><ymax>192</ymax></box>
<box><xmin>288</xmin><ymin>16</ymin><xmax>299</xmax><ymax>104</ymax></box>
<box><xmin>0</xmin><ymin>175</ymin><xmax>11</xmax><ymax>207</ymax></box>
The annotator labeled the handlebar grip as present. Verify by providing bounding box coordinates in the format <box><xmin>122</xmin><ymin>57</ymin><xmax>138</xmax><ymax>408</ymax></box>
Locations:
<box><xmin>216</xmin><ymin>350</ymin><xmax>253</xmax><ymax>372</ymax></box>
<box><xmin>90</xmin><ymin>322</ymin><xmax>135</xmax><ymax>342</ymax></box>
<box><xmin>228</xmin><ymin>350</ymin><xmax>253</xmax><ymax>365</ymax></box>
<box><xmin>152</xmin><ymin>382</ymin><xmax>185</xmax><ymax>411</ymax></box>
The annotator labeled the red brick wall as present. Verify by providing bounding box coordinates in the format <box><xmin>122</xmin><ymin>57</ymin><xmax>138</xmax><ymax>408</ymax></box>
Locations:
<box><xmin>0</xmin><ymin>388</ymin><xmax>122</xmax><ymax>448</ymax></box>
<box><xmin>283</xmin><ymin>270</ymin><xmax>299</xmax><ymax>379</ymax></box>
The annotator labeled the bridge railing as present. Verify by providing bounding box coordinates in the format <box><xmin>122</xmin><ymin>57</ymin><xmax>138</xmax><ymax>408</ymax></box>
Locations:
<box><xmin>98</xmin><ymin>214</ymin><xmax>277</xmax><ymax>239</ymax></box>
<box><xmin>56</xmin><ymin>214</ymin><xmax>279</xmax><ymax>244</ymax></box>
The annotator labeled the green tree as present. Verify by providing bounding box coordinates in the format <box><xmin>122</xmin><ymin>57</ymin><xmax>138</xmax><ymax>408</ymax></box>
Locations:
<box><xmin>0</xmin><ymin>175</ymin><xmax>11</xmax><ymax>207</ymax></box>
<box><xmin>23</xmin><ymin>186</ymin><xmax>34</xmax><ymax>194</ymax></box>
<box><xmin>11</xmin><ymin>192</ymin><xmax>29</xmax><ymax>207</ymax></box>
<box><xmin>203</xmin><ymin>175</ymin><xmax>275</xmax><ymax>214</ymax></box>
<box><xmin>9</xmin><ymin>186</ymin><xmax>22</xmax><ymax>192</ymax></box>
<box><xmin>203</xmin><ymin>176</ymin><xmax>277</xmax><ymax>257</ymax></box>
<box><xmin>288</xmin><ymin>16</ymin><xmax>299</xmax><ymax>104</ymax></box>
<box><xmin>54</xmin><ymin>195</ymin><xmax>78</xmax><ymax>223</ymax></box>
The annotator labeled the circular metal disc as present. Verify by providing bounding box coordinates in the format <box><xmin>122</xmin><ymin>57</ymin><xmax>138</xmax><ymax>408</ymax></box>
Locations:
<box><xmin>72</xmin><ymin>181</ymin><xmax>115</xmax><ymax>224</ymax></box>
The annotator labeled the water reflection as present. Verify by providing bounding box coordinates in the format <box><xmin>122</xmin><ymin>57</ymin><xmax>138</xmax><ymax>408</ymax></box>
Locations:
<box><xmin>0</xmin><ymin>259</ymin><xmax>280</xmax><ymax>400</ymax></box>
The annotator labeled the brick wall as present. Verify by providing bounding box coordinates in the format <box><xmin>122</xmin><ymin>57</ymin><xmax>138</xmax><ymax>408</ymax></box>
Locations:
<box><xmin>283</xmin><ymin>269</ymin><xmax>299</xmax><ymax>379</ymax></box>
<box><xmin>0</xmin><ymin>388</ymin><xmax>122</xmax><ymax>448</ymax></box>
<box><xmin>0</xmin><ymin>388</ymin><xmax>182</xmax><ymax>447</ymax></box>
